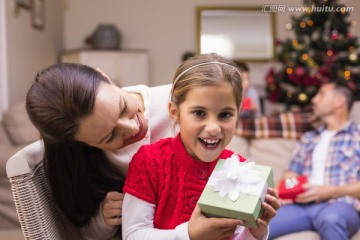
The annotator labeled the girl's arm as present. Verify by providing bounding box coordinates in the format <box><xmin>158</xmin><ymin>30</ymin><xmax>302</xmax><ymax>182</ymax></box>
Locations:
<box><xmin>122</xmin><ymin>194</ymin><xmax>189</xmax><ymax>240</ymax></box>
<box><xmin>123</xmin><ymin>194</ymin><xmax>266</xmax><ymax>240</ymax></box>
<box><xmin>232</xmin><ymin>226</ymin><xmax>267</xmax><ymax>240</ymax></box>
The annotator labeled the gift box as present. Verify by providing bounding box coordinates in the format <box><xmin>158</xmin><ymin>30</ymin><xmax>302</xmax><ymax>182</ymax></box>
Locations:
<box><xmin>198</xmin><ymin>155</ymin><xmax>274</xmax><ymax>228</ymax></box>
<box><xmin>278</xmin><ymin>176</ymin><xmax>307</xmax><ymax>200</ymax></box>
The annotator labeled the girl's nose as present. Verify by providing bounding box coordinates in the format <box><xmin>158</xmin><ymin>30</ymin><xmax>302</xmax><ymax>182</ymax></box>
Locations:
<box><xmin>205</xmin><ymin>119</ymin><xmax>221</xmax><ymax>135</ymax></box>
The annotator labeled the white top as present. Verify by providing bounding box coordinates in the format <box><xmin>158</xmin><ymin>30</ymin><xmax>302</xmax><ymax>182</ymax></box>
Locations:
<box><xmin>81</xmin><ymin>84</ymin><xmax>177</xmax><ymax>240</ymax></box>
<box><xmin>246</xmin><ymin>86</ymin><xmax>261</xmax><ymax>117</ymax></box>
<box><xmin>309</xmin><ymin>130</ymin><xmax>336</xmax><ymax>185</ymax></box>
<box><xmin>122</xmin><ymin>194</ymin><xmax>265</xmax><ymax>240</ymax></box>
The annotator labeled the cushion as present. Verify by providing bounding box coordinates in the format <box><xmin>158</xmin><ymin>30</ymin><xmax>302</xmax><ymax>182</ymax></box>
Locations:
<box><xmin>3</xmin><ymin>101</ymin><xmax>39</xmax><ymax>145</ymax></box>
<box><xmin>0</xmin><ymin>124</ymin><xmax>12</xmax><ymax>146</ymax></box>
<box><xmin>227</xmin><ymin>136</ymin><xmax>249</xmax><ymax>159</ymax></box>
<box><xmin>249</xmin><ymin>138</ymin><xmax>297</xmax><ymax>183</ymax></box>
<box><xmin>236</xmin><ymin>112</ymin><xmax>313</xmax><ymax>140</ymax></box>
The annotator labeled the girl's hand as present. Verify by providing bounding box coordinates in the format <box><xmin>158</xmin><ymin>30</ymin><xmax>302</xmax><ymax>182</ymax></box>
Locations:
<box><xmin>250</xmin><ymin>188</ymin><xmax>281</xmax><ymax>239</ymax></box>
<box><xmin>188</xmin><ymin>205</ymin><xmax>243</xmax><ymax>240</ymax></box>
<box><xmin>101</xmin><ymin>191</ymin><xmax>124</xmax><ymax>226</ymax></box>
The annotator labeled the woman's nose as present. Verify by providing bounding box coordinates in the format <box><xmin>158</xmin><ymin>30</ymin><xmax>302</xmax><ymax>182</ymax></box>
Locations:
<box><xmin>117</xmin><ymin>117</ymin><xmax>139</xmax><ymax>137</ymax></box>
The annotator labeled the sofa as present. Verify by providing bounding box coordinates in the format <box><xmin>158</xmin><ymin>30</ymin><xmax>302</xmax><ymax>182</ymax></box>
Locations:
<box><xmin>1</xmin><ymin>101</ymin><xmax>360</xmax><ymax>239</ymax></box>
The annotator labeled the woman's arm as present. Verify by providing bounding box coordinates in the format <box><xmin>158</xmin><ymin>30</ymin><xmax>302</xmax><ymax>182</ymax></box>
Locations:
<box><xmin>80</xmin><ymin>201</ymin><xmax>118</xmax><ymax>240</ymax></box>
<box><xmin>80</xmin><ymin>191</ymin><xmax>124</xmax><ymax>240</ymax></box>
<box><xmin>122</xmin><ymin>194</ymin><xmax>189</xmax><ymax>240</ymax></box>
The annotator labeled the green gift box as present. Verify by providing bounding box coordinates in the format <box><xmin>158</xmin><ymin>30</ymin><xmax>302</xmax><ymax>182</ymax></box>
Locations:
<box><xmin>198</xmin><ymin>159</ymin><xmax>274</xmax><ymax>228</ymax></box>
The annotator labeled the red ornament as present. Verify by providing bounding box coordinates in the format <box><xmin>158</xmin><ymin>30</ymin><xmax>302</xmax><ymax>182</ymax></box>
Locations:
<box><xmin>266</xmin><ymin>68</ymin><xmax>276</xmax><ymax>84</ymax></box>
<box><xmin>348</xmin><ymin>81</ymin><xmax>356</xmax><ymax>91</ymax></box>
<box><xmin>288</xmin><ymin>73</ymin><xmax>301</xmax><ymax>85</ymax></box>
<box><xmin>295</xmin><ymin>67</ymin><xmax>306</xmax><ymax>77</ymax></box>
<box><xmin>266</xmin><ymin>76</ymin><xmax>275</xmax><ymax>84</ymax></box>
<box><xmin>275</xmin><ymin>39</ymin><xmax>283</xmax><ymax>46</ymax></box>
<box><xmin>303</xmin><ymin>76</ymin><xmax>319</xmax><ymax>86</ymax></box>
<box><xmin>346</xmin><ymin>32</ymin><xmax>352</xmax><ymax>39</ymax></box>
<box><xmin>331</xmin><ymin>32</ymin><xmax>339</xmax><ymax>40</ymax></box>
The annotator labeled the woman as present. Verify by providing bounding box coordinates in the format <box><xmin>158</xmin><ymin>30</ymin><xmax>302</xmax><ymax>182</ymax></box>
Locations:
<box><xmin>26</xmin><ymin>63</ymin><xmax>174</xmax><ymax>239</ymax></box>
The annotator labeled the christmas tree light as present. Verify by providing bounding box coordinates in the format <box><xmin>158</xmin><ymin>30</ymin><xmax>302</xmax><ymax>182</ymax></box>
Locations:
<box><xmin>266</xmin><ymin>0</ymin><xmax>360</xmax><ymax>110</ymax></box>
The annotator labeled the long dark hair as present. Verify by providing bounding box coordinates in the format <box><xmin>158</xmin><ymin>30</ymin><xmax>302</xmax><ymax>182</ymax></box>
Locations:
<box><xmin>26</xmin><ymin>63</ymin><xmax>125</xmax><ymax>227</ymax></box>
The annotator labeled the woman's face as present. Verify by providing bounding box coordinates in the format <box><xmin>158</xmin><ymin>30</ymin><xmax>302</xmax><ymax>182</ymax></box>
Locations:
<box><xmin>75</xmin><ymin>82</ymin><xmax>148</xmax><ymax>151</ymax></box>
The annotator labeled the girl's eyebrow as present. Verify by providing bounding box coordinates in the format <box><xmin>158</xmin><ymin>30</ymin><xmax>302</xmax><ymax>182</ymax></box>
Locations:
<box><xmin>98</xmin><ymin>97</ymin><xmax>123</xmax><ymax>144</ymax></box>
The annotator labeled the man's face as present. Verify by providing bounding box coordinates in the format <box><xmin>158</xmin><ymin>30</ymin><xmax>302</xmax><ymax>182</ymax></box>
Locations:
<box><xmin>311</xmin><ymin>83</ymin><xmax>337</xmax><ymax>118</ymax></box>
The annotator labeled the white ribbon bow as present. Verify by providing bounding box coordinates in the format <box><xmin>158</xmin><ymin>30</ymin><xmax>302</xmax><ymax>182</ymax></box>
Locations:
<box><xmin>207</xmin><ymin>155</ymin><xmax>265</xmax><ymax>201</ymax></box>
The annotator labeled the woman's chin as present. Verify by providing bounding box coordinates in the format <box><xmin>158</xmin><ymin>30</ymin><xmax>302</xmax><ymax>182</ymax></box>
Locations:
<box><xmin>124</xmin><ymin>121</ymin><xmax>148</xmax><ymax>147</ymax></box>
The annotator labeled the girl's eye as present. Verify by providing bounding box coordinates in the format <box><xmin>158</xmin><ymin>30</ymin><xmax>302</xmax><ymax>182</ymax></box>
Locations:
<box><xmin>193</xmin><ymin>110</ymin><xmax>205</xmax><ymax>118</ymax></box>
<box><xmin>219</xmin><ymin>112</ymin><xmax>233</xmax><ymax>119</ymax></box>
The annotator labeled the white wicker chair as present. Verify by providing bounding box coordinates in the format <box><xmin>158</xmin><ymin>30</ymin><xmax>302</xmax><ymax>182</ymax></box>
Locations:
<box><xmin>6</xmin><ymin>140</ymin><xmax>83</xmax><ymax>240</ymax></box>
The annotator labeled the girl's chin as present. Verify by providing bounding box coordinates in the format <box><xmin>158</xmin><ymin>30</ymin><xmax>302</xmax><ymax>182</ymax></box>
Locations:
<box><xmin>193</xmin><ymin>152</ymin><xmax>222</xmax><ymax>163</ymax></box>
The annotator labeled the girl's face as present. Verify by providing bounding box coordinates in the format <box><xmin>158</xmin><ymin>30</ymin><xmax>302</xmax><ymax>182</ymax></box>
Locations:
<box><xmin>169</xmin><ymin>83</ymin><xmax>239</xmax><ymax>162</ymax></box>
<box><xmin>75</xmin><ymin>82</ymin><xmax>148</xmax><ymax>151</ymax></box>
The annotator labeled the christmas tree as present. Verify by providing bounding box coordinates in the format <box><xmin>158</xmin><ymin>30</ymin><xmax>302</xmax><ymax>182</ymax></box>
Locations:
<box><xmin>266</xmin><ymin>0</ymin><xmax>360</xmax><ymax>110</ymax></box>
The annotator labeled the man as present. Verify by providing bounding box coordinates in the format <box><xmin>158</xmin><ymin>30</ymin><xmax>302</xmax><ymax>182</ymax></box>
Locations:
<box><xmin>269</xmin><ymin>79</ymin><xmax>360</xmax><ymax>240</ymax></box>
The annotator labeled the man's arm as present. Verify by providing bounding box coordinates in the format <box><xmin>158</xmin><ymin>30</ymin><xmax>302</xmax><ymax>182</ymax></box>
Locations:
<box><xmin>296</xmin><ymin>182</ymin><xmax>360</xmax><ymax>203</ymax></box>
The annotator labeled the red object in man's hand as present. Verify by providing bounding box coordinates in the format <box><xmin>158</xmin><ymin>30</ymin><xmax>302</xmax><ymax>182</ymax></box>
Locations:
<box><xmin>278</xmin><ymin>176</ymin><xmax>308</xmax><ymax>200</ymax></box>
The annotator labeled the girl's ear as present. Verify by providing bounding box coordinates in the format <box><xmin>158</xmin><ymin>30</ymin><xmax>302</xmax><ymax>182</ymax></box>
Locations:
<box><xmin>168</xmin><ymin>101</ymin><xmax>178</xmax><ymax>122</ymax></box>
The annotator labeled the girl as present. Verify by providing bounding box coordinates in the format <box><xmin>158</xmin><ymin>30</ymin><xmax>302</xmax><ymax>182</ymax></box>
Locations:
<box><xmin>122</xmin><ymin>53</ymin><xmax>280</xmax><ymax>239</ymax></box>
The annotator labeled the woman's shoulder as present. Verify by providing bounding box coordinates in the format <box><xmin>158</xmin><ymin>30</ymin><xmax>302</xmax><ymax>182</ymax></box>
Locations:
<box><xmin>149</xmin><ymin>84</ymin><xmax>171</xmax><ymax>93</ymax></box>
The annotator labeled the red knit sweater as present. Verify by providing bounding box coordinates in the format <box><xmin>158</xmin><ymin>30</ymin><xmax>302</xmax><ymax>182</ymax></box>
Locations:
<box><xmin>123</xmin><ymin>133</ymin><xmax>246</xmax><ymax>229</ymax></box>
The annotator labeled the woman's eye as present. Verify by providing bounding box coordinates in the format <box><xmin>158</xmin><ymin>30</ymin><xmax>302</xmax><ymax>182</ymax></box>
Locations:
<box><xmin>106</xmin><ymin>132</ymin><xmax>116</xmax><ymax>143</ymax></box>
<box><xmin>120</xmin><ymin>101</ymin><xmax>127</xmax><ymax>116</ymax></box>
